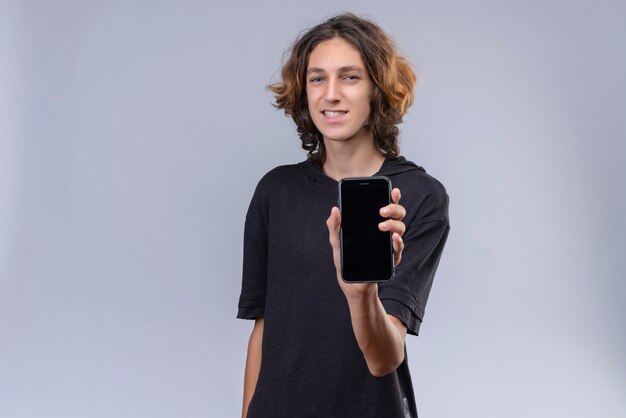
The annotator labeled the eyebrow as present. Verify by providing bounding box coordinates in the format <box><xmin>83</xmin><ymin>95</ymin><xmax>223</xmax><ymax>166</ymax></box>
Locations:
<box><xmin>306</xmin><ymin>66</ymin><xmax>366</xmax><ymax>74</ymax></box>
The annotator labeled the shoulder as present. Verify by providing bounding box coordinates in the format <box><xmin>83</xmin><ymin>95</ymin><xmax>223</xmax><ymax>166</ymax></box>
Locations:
<box><xmin>381</xmin><ymin>156</ymin><xmax>447</xmax><ymax>200</ymax></box>
<box><xmin>246</xmin><ymin>164</ymin><xmax>302</xmax><ymax>221</ymax></box>
<box><xmin>391</xmin><ymin>164</ymin><xmax>449</xmax><ymax>225</ymax></box>
<box><xmin>253</xmin><ymin>163</ymin><xmax>302</xmax><ymax>192</ymax></box>
<box><xmin>403</xmin><ymin>168</ymin><xmax>447</xmax><ymax>199</ymax></box>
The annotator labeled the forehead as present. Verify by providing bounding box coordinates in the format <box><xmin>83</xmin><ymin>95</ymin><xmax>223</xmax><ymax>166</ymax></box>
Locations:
<box><xmin>307</xmin><ymin>37</ymin><xmax>365</xmax><ymax>70</ymax></box>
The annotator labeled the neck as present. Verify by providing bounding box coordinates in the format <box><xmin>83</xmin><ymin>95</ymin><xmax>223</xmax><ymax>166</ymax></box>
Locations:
<box><xmin>322</xmin><ymin>137</ymin><xmax>386</xmax><ymax>181</ymax></box>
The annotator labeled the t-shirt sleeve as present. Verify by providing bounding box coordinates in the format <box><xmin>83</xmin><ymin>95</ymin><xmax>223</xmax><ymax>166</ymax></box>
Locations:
<box><xmin>379</xmin><ymin>180</ymin><xmax>450</xmax><ymax>335</ymax></box>
<box><xmin>236</xmin><ymin>178</ymin><xmax>270</xmax><ymax>320</ymax></box>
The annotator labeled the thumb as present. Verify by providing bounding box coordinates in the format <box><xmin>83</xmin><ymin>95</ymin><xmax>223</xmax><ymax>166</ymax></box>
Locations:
<box><xmin>326</xmin><ymin>206</ymin><xmax>341</xmax><ymax>249</ymax></box>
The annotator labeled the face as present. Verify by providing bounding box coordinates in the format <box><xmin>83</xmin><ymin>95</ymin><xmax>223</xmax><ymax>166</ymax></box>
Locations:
<box><xmin>306</xmin><ymin>37</ymin><xmax>374</xmax><ymax>145</ymax></box>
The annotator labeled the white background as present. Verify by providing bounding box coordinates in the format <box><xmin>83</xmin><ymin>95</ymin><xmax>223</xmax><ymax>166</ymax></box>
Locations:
<box><xmin>1</xmin><ymin>1</ymin><xmax>624</xmax><ymax>417</ymax></box>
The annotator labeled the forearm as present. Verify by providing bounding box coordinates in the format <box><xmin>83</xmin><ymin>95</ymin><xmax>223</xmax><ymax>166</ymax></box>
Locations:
<box><xmin>242</xmin><ymin>318</ymin><xmax>264</xmax><ymax>418</ymax></box>
<box><xmin>345</xmin><ymin>286</ymin><xmax>406</xmax><ymax>377</ymax></box>
<box><xmin>326</xmin><ymin>196</ymin><xmax>408</xmax><ymax>377</ymax></box>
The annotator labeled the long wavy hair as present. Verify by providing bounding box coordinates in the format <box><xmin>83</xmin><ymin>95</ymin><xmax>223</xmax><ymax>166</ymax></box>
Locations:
<box><xmin>268</xmin><ymin>13</ymin><xmax>417</xmax><ymax>163</ymax></box>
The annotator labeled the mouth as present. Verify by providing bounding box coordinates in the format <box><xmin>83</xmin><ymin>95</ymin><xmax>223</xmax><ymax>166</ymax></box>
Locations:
<box><xmin>322</xmin><ymin>110</ymin><xmax>348</xmax><ymax>118</ymax></box>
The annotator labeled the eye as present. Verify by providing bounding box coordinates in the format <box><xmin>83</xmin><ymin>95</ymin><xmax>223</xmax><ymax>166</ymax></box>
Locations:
<box><xmin>343</xmin><ymin>75</ymin><xmax>360</xmax><ymax>81</ymax></box>
<box><xmin>309</xmin><ymin>76</ymin><xmax>324</xmax><ymax>84</ymax></box>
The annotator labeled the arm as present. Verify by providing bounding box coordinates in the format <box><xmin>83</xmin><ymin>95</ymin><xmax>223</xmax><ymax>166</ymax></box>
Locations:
<box><xmin>326</xmin><ymin>188</ymin><xmax>408</xmax><ymax>377</ymax></box>
<box><xmin>242</xmin><ymin>318</ymin><xmax>264</xmax><ymax>418</ymax></box>
<box><xmin>344</xmin><ymin>288</ymin><xmax>408</xmax><ymax>377</ymax></box>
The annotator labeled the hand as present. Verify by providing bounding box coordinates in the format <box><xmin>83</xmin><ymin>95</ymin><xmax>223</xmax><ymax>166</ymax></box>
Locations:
<box><xmin>326</xmin><ymin>188</ymin><xmax>406</xmax><ymax>297</ymax></box>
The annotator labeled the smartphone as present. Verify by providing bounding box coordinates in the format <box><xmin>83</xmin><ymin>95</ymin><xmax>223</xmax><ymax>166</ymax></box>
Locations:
<box><xmin>338</xmin><ymin>176</ymin><xmax>394</xmax><ymax>283</ymax></box>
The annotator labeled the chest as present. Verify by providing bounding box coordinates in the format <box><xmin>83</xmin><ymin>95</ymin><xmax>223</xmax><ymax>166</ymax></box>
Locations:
<box><xmin>264</xmin><ymin>185</ymin><xmax>338</xmax><ymax>295</ymax></box>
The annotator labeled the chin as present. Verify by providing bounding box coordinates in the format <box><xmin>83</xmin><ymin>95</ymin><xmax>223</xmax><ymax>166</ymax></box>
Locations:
<box><xmin>324</xmin><ymin>130</ymin><xmax>369</xmax><ymax>144</ymax></box>
<box><xmin>323</xmin><ymin>134</ymin><xmax>351</xmax><ymax>143</ymax></box>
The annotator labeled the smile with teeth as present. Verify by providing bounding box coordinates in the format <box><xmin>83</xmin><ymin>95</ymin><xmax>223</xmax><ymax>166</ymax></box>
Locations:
<box><xmin>323</xmin><ymin>110</ymin><xmax>348</xmax><ymax>117</ymax></box>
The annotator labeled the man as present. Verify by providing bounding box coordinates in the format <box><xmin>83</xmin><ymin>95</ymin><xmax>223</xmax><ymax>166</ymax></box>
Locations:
<box><xmin>238</xmin><ymin>13</ymin><xmax>450</xmax><ymax>418</ymax></box>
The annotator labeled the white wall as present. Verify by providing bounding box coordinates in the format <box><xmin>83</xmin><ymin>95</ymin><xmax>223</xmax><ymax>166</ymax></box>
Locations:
<box><xmin>1</xmin><ymin>1</ymin><xmax>624</xmax><ymax>417</ymax></box>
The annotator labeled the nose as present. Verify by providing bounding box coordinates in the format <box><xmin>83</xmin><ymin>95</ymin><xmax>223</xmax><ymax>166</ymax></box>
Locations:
<box><xmin>324</xmin><ymin>77</ymin><xmax>340</xmax><ymax>103</ymax></box>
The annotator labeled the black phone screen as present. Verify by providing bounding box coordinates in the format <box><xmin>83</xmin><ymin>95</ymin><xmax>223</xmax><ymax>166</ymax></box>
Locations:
<box><xmin>339</xmin><ymin>176</ymin><xmax>394</xmax><ymax>282</ymax></box>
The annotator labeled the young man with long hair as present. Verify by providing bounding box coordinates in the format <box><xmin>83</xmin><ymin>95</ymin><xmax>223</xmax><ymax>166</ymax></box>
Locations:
<box><xmin>237</xmin><ymin>13</ymin><xmax>450</xmax><ymax>418</ymax></box>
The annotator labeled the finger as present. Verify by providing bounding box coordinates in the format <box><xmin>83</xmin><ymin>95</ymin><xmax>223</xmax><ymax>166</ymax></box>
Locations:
<box><xmin>379</xmin><ymin>219</ymin><xmax>406</xmax><ymax>237</ymax></box>
<box><xmin>391</xmin><ymin>188</ymin><xmax>401</xmax><ymax>204</ymax></box>
<box><xmin>392</xmin><ymin>232</ymin><xmax>404</xmax><ymax>265</ymax></box>
<box><xmin>380</xmin><ymin>203</ymin><xmax>406</xmax><ymax>221</ymax></box>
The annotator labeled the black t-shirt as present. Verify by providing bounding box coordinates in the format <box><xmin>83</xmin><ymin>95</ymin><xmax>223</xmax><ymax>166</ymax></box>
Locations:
<box><xmin>238</xmin><ymin>157</ymin><xmax>450</xmax><ymax>418</ymax></box>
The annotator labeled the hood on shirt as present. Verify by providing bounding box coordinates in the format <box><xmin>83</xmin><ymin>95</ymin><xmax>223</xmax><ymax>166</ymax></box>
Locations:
<box><xmin>298</xmin><ymin>156</ymin><xmax>425</xmax><ymax>189</ymax></box>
